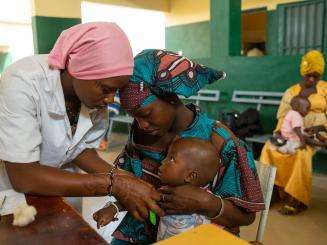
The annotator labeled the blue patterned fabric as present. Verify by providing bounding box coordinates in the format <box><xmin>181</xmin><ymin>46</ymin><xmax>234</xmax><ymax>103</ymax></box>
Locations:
<box><xmin>119</xmin><ymin>49</ymin><xmax>226</xmax><ymax>113</ymax></box>
<box><xmin>133</xmin><ymin>49</ymin><xmax>225</xmax><ymax>97</ymax></box>
<box><xmin>112</xmin><ymin>107</ymin><xmax>263</xmax><ymax>244</ymax></box>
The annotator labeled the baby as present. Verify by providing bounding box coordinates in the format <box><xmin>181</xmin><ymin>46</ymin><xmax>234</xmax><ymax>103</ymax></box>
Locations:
<box><xmin>277</xmin><ymin>95</ymin><xmax>310</xmax><ymax>154</ymax></box>
<box><xmin>93</xmin><ymin>137</ymin><xmax>220</xmax><ymax>241</ymax></box>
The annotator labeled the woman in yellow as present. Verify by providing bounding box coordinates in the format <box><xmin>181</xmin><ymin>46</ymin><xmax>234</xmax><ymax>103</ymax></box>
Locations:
<box><xmin>260</xmin><ymin>50</ymin><xmax>327</xmax><ymax>215</ymax></box>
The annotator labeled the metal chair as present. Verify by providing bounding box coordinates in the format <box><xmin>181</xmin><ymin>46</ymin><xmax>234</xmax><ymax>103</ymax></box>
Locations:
<box><xmin>254</xmin><ymin>160</ymin><xmax>277</xmax><ymax>243</ymax></box>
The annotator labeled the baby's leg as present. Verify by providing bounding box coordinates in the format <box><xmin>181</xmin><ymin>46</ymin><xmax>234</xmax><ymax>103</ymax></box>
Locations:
<box><xmin>278</xmin><ymin>140</ymin><xmax>299</xmax><ymax>154</ymax></box>
<box><xmin>288</xmin><ymin>141</ymin><xmax>301</xmax><ymax>154</ymax></box>
<box><xmin>278</xmin><ymin>140</ymin><xmax>292</xmax><ymax>154</ymax></box>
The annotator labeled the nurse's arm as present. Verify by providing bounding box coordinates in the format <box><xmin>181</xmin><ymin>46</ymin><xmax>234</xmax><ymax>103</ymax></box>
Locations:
<box><xmin>5</xmin><ymin>161</ymin><xmax>165</xmax><ymax>220</ymax></box>
<box><xmin>73</xmin><ymin>148</ymin><xmax>113</xmax><ymax>173</ymax></box>
<box><xmin>5</xmin><ymin>161</ymin><xmax>110</xmax><ymax>196</ymax></box>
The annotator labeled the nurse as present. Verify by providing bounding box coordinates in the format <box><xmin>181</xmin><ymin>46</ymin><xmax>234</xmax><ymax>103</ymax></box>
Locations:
<box><xmin>0</xmin><ymin>22</ymin><xmax>164</xmax><ymax>220</ymax></box>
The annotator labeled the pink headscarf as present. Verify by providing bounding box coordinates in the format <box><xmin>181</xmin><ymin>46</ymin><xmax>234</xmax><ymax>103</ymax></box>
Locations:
<box><xmin>48</xmin><ymin>22</ymin><xmax>134</xmax><ymax>80</ymax></box>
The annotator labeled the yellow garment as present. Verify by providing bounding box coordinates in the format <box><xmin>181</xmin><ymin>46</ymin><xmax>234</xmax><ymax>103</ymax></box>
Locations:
<box><xmin>157</xmin><ymin>224</ymin><xmax>248</xmax><ymax>245</ymax></box>
<box><xmin>300</xmin><ymin>50</ymin><xmax>325</xmax><ymax>76</ymax></box>
<box><xmin>260</xmin><ymin>81</ymin><xmax>327</xmax><ymax>205</ymax></box>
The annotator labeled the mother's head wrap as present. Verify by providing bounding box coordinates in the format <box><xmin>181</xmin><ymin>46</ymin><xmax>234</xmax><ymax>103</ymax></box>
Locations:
<box><xmin>300</xmin><ymin>50</ymin><xmax>325</xmax><ymax>76</ymax></box>
<box><xmin>48</xmin><ymin>22</ymin><xmax>134</xmax><ymax>80</ymax></box>
<box><xmin>119</xmin><ymin>49</ymin><xmax>226</xmax><ymax>113</ymax></box>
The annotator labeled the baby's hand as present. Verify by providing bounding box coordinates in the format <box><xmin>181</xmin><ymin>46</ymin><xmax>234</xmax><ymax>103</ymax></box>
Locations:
<box><xmin>317</xmin><ymin>133</ymin><xmax>327</xmax><ymax>143</ymax></box>
<box><xmin>93</xmin><ymin>206</ymin><xmax>118</xmax><ymax>229</ymax></box>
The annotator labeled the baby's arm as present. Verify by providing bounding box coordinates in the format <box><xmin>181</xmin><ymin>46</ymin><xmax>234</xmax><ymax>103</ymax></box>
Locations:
<box><xmin>304</xmin><ymin>136</ymin><xmax>326</xmax><ymax>147</ymax></box>
<box><xmin>293</xmin><ymin>127</ymin><xmax>306</xmax><ymax>148</ymax></box>
<box><xmin>93</xmin><ymin>202</ymin><xmax>124</xmax><ymax>229</ymax></box>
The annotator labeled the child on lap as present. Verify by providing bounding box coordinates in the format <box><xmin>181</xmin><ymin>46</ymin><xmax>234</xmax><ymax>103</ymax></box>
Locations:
<box><xmin>93</xmin><ymin>137</ymin><xmax>220</xmax><ymax>241</ymax></box>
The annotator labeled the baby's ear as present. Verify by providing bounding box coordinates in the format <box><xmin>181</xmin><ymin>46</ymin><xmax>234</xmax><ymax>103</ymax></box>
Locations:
<box><xmin>184</xmin><ymin>171</ymin><xmax>198</xmax><ymax>184</ymax></box>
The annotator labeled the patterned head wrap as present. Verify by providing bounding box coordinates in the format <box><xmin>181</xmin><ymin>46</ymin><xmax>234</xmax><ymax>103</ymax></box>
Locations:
<box><xmin>300</xmin><ymin>50</ymin><xmax>325</xmax><ymax>76</ymax></box>
<box><xmin>119</xmin><ymin>49</ymin><xmax>226</xmax><ymax>113</ymax></box>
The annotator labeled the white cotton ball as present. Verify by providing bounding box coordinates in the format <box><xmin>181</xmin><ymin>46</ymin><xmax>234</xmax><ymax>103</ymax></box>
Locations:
<box><xmin>12</xmin><ymin>203</ymin><xmax>37</xmax><ymax>227</ymax></box>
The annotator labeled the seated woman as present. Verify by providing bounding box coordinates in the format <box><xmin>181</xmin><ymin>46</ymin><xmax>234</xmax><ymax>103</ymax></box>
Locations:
<box><xmin>260</xmin><ymin>50</ymin><xmax>327</xmax><ymax>215</ymax></box>
<box><xmin>107</xmin><ymin>49</ymin><xmax>264</xmax><ymax>244</ymax></box>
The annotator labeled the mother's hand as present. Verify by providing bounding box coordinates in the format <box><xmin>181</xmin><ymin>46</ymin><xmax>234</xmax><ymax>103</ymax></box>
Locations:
<box><xmin>112</xmin><ymin>170</ymin><xmax>165</xmax><ymax>222</ymax></box>
<box><xmin>158</xmin><ymin>185</ymin><xmax>220</xmax><ymax>217</ymax></box>
<box><xmin>305</xmin><ymin>125</ymin><xmax>326</xmax><ymax>135</ymax></box>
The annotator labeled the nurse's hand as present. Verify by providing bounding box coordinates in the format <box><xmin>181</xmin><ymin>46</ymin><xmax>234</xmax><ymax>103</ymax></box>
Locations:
<box><xmin>112</xmin><ymin>170</ymin><xmax>165</xmax><ymax>221</ymax></box>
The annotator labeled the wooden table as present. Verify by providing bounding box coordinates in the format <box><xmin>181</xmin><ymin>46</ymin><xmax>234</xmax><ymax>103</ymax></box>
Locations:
<box><xmin>156</xmin><ymin>224</ymin><xmax>249</xmax><ymax>245</ymax></box>
<box><xmin>0</xmin><ymin>195</ymin><xmax>107</xmax><ymax>245</ymax></box>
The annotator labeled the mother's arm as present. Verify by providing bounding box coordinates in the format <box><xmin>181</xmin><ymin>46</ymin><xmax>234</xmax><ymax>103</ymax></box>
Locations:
<box><xmin>159</xmin><ymin>185</ymin><xmax>255</xmax><ymax>227</ymax></box>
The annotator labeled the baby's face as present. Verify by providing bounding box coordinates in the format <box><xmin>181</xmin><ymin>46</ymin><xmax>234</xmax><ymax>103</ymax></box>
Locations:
<box><xmin>299</xmin><ymin>101</ymin><xmax>310</xmax><ymax>116</ymax></box>
<box><xmin>158</xmin><ymin>145</ymin><xmax>190</xmax><ymax>186</ymax></box>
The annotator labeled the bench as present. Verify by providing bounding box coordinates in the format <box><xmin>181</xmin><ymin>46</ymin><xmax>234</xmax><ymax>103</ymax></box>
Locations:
<box><xmin>178</xmin><ymin>89</ymin><xmax>220</xmax><ymax>106</ymax></box>
<box><xmin>231</xmin><ymin>90</ymin><xmax>283</xmax><ymax>147</ymax></box>
<box><xmin>106</xmin><ymin>89</ymin><xmax>220</xmax><ymax>147</ymax></box>
<box><xmin>231</xmin><ymin>90</ymin><xmax>283</xmax><ymax>111</ymax></box>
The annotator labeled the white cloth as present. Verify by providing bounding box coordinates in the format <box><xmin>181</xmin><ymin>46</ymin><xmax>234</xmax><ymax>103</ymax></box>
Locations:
<box><xmin>0</xmin><ymin>54</ymin><xmax>108</xmax><ymax>190</ymax></box>
<box><xmin>157</xmin><ymin>214</ymin><xmax>210</xmax><ymax>241</ymax></box>
<box><xmin>82</xmin><ymin>196</ymin><xmax>127</xmax><ymax>243</ymax></box>
<box><xmin>278</xmin><ymin>140</ymin><xmax>301</xmax><ymax>155</ymax></box>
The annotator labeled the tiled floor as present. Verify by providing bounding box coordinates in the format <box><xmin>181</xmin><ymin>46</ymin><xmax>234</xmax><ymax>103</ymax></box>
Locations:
<box><xmin>241</xmin><ymin>173</ymin><xmax>327</xmax><ymax>245</ymax></box>
<box><xmin>92</xmin><ymin>133</ymin><xmax>327</xmax><ymax>245</ymax></box>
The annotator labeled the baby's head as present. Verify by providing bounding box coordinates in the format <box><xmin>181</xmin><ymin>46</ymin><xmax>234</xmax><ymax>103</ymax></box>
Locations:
<box><xmin>158</xmin><ymin>137</ymin><xmax>220</xmax><ymax>187</ymax></box>
<box><xmin>290</xmin><ymin>95</ymin><xmax>310</xmax><ymax>116</ymax></box>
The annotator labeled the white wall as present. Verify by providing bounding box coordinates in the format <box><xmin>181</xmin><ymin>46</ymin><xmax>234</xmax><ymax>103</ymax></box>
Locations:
<box><xmin>81</xmin><ymin>1</ymin><xmax>165</xmax><ymax>56</ymax></box>
<box><xmin>0</xmin><ymin>0</ymin><xmax>34</xmax><ymax>62</ymax></box>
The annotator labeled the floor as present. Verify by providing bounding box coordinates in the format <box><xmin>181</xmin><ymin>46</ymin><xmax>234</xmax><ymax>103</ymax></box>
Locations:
<box><xmin>89</xmin><ymin>133</ymin><xmax>327</xmax><ymax>245</ymax></box>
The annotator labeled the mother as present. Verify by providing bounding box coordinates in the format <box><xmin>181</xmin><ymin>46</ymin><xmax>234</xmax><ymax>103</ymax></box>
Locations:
<box><xmin>260</xmin><ymin>50</ymin><xmax>327</xmax><ymax>215</ymax></box>
<box><xmin>111</xmin><ymin>49</ymin><xmax>264</xmax><ymax>244</ymax></box>
<box><xmin>0</xmin><ymin>23</ymin><xmax>163</xmax><ymax>219</ymax></box>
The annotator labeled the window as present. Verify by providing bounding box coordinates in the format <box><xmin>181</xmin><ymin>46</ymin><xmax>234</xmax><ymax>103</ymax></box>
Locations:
<box><xmin>278</xmin><ymin>0</ymin><xmax>326</xmax><ymax>55</ymax></box>
<box><xmin>81</xmin><ymin>1</ymin><xmax>165</xmax><ymax>56</ymax></box>
<box><xmin>0</xmin><ymin>0</ymin><xmax>34</xmax><ymax>62</ymax></box>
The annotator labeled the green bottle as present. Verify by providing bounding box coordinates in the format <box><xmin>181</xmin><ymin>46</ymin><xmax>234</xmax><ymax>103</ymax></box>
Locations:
<box><xmin>149</xmin><ymin>211</ymin><xmax>157</xmax><ymax>225</ymax></box>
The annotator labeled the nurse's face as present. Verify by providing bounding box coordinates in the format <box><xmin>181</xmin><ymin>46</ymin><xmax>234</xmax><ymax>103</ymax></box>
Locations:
<box><xmin>72</xmin><ymin>75</ymin><xmax>130</xmax><ymax>109</ymax></box>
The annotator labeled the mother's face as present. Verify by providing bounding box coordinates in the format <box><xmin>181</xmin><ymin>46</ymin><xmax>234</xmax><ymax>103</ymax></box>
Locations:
<box><xmin>72</xmin><ymin>75</ymin><xmax>130</xmax><ymax>109</ymax></box>
<box><xmin>303</xmin><ymin>72</ymin><xmax>321</xmax><ymax>88</ymax></box>
<box><xmin>131</xmin><ymin>98</ymin><xmax>177</xmax><ymax>137</ymax></box>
